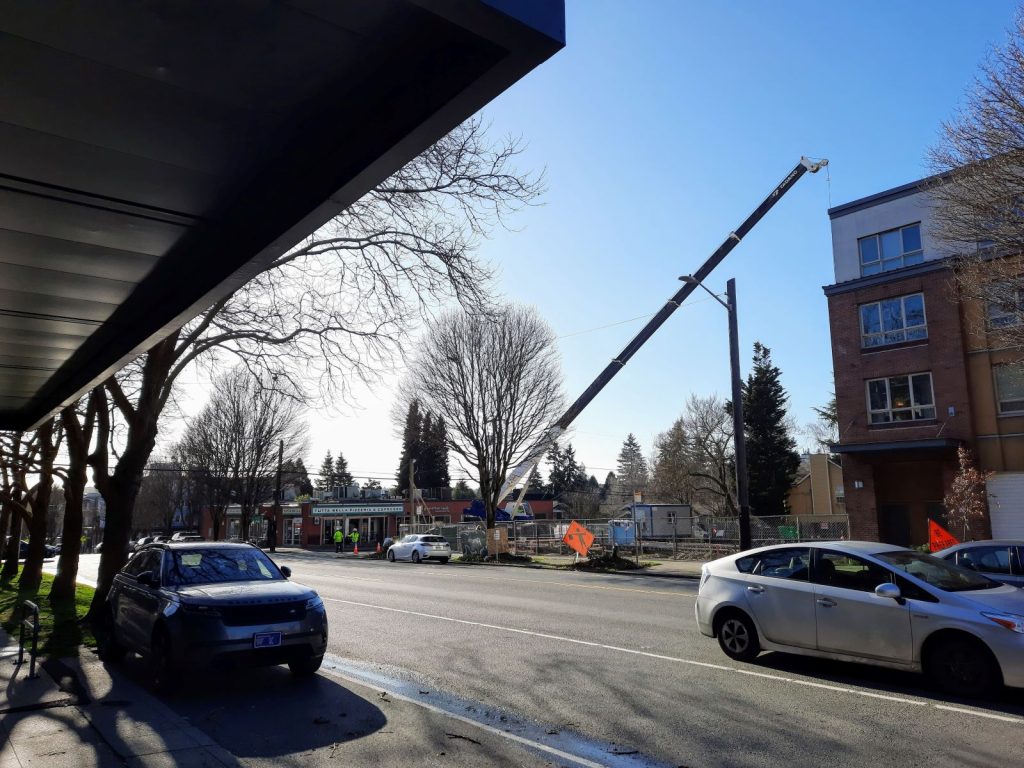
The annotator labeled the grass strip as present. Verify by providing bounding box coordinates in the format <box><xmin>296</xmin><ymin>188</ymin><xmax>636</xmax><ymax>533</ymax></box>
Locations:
<box><xmin>0</xmin><ymin>569</ymin><xmax>96</xmax><ymax>657</ymax></box>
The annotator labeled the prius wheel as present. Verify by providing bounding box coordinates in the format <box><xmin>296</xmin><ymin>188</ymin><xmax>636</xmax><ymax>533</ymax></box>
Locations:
<box><xmin>412</xmin><ymin>550</ymin><xmax>421</xmax><ymax>564</ymax></box>
<box><xmin>387</xmin><ymin>549</ymin><xmax>395</xmax><ymax>562</ymax></box>
<box><xmin>926</xmin><ymin>636</ymin><xmax>1001</xmax><ymax>697</ymax></box>
<box><xmin>716</xmin><ymin>611</ymin><xmax>760</xmax><ymax>662</ymax></box>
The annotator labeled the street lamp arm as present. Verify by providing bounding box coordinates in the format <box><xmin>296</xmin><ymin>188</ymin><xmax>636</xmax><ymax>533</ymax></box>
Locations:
<box><xmin>678</xmin><ymin>275</ymin><xmax>730</xmax><ymax>311</ymax></box>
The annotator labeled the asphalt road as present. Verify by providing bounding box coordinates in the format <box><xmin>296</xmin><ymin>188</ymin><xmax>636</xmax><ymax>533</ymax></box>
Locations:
<box><xmin>68</xmin><ymin>552</ymin><xmax>1024</xmax><ymax>767</ymax></box>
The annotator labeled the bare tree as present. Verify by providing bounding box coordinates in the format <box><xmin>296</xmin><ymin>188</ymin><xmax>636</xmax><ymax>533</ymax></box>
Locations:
<box><xmin>661</xmin><ymin>394</ymin><xmax>737</xmax><ymax>516</ymax></box>
<box><xmin>398</xmin><ymin>305</ymin><xmax>564</xmax><ymax>527</ymax></box>
<box><xmin>944</xmin><ymin>446</ymin><xmax>993</xmax><ymax>540</ymax></box>
<box><xmin>134</xmin><ymin>460</ymin><xmax>182</xmax><ymax>536</ymax></box>
<box><xmin>83</xmin><ymin>117</ymin><xmax>543</xmax><ymax>617</ymax></box>
<box><xmin>175</xmin><ymin>369</ymin><xmax>306</xmax><ymax>541</ymax></box>
<box><xmin>928</xmin><ymin>9</ymin><xmax>1024</xmax><ymax>347</ymax></box>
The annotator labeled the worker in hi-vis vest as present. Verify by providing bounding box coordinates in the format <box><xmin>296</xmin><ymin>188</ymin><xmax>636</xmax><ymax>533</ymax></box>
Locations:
<box><xmin>349</xmin><ymin>529</ymin><xmax>360</xmax><ymax>548</ymax></box>
<box><xmin>333</xmin><ymin>527</ymin><xmax>344</xmax><ymax>553</ymax></box>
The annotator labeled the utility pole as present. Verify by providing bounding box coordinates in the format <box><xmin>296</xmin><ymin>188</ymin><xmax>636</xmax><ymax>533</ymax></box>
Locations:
<box><xmin>680</xmin><ymin>275</ymin><xmax>752</xmax><ymax>551</ymax></box>
<box><xmin>270</xmin><ymin>439</ymin><xmax>282</xmax><ymax>553</ymax></box>
<box><xmin>727</xmin><ymin>279</ymin><xmax>752</xmax><ymax>551</ymax></box>
<box><xmin>408</xmin><ymin>458</ymin><xmax>418</xmax><ymax>525</ymax></box>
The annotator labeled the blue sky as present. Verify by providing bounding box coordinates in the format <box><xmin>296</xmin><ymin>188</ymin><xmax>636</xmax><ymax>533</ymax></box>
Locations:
<box><xmin>294</xmin><ymin>1</ymin><xmax>1022</xmax><ymax>485</ymax></box>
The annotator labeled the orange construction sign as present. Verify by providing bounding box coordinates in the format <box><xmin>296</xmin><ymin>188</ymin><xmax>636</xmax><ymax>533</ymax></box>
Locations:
<box><xmin>928</xmin><ymin>518</ymin><xmax>959</xmax><ymax>552</ymax></box>
<box><xmin>562</xmin><ymin>521</ymin><xmax>595</xmax><ymax>557</ymax></box>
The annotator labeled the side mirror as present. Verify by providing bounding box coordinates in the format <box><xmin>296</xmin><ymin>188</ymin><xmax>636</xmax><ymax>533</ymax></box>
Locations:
<box><xmin>875</xmin><ymin>582</ymin><xmax>902</xmax><ymax>600</ymax></box>
<box><xmin>280</xmin><ymin>566</ymin><xmax>292</xmax><ymax>578</ymax></box>
<box><xmin>137</xmin><ymin>571</ymin><xmax>159</xmax><ymax>588</ymax></box>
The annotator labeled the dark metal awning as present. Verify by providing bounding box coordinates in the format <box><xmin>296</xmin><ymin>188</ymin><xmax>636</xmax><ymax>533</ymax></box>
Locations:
<box><xmin>830</xmin><ymin>438</ymin><xmax>962</xmax><ymax>455</ymax></box>
<box><xmin>0</xmin><ymin>0</ymin><xmax>565</xmax><ymax>430</ymax></box>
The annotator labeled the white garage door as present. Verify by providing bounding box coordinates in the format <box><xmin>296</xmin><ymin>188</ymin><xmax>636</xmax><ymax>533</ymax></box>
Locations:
<box><xmin>986</xmin><ymin>473</ymin><xmax>1024</xmax><ymax>538</ymax></box>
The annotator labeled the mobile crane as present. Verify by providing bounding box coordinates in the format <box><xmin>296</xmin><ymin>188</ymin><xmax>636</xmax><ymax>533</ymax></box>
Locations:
<box><xmin>496</xmin><ymin>156</ymin><xmax>829</xmax><ymax>512</ymax></box>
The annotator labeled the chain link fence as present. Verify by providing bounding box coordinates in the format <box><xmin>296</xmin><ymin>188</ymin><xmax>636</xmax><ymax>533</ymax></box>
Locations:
<box><xmin>399</xmin><ymin>513</ymin><xmax>850</xmax><ymax>560</ymax></box>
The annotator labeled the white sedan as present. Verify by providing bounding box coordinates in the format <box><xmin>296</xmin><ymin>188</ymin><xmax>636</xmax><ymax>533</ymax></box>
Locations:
<box><xmin>696</xmin><ymin>540</ymin><xmax>1024</xmax><ymax>697</ymax></box>
<box><xmin>387</xmin><ymin>534</ymin><xmax>452</xmax><ymax>564</ymax></box>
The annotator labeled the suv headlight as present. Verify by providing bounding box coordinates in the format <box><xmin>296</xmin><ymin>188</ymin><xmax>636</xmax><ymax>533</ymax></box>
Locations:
<box><xmin>305</xmin><ymin>595</ymin><xmax>324</xmax><ymax>611</ymax></box>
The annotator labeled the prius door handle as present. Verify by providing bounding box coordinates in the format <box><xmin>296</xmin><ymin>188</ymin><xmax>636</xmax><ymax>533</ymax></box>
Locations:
<box><xmin>816</xmin><ymin>598</ymin><xmax>836</xmax><ymax>608</ymax></box>
<box><xmin>746</xmin><ymin>585</ymin><xmax>765</xmax><ymax>594</ymax></box>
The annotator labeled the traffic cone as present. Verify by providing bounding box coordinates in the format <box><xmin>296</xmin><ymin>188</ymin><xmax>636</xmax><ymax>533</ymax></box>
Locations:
<box><xmin>354</xmin><ymin>543</ymin><xmax>359</xmax><ymax>555</ymax></box>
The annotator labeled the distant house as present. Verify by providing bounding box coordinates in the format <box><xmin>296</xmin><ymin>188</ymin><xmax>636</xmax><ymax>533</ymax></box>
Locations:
<box><xmin>787</xmin><ymin>454</ymin><xmax>845</xmax><ymax>516</ymax></box>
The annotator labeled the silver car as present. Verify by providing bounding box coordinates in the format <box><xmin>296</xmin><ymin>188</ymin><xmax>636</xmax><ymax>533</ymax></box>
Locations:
<box><xmin>387</xmin><ymin>534</ymin><xmax>452</xmax><ymax>564</ymax></box>
<box><xmin>933</xmin><ymin>540</ymin><xmax>1024</xmax><ymax>587</ymax></box>
<box><xmin>99</xmin><ymin>542</ymin><xmax>328</xmax><ymax>692</ymax></box>
<box><xmin>696</xmin><ymin>541</ymin><xmax>1024</xmax><ymax>696</ymax></box>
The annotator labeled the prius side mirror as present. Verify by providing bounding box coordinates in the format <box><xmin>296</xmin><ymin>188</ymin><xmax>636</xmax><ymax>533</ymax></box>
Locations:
<box><xmin>875</xmin><ymin>582</ymin><xmax>902</xmax><ymax>601</ymax></box>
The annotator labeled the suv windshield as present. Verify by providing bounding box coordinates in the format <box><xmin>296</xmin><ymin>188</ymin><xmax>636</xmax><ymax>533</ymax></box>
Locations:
<box><xmin>165</xmin><ymin>548</ymin><xmax>282</xmax><ymax>586</ymax></box>
<box><xmin>875</xmin><ymin>550</ymin><xmax>1000</xmax><ymax>592</ymax></box>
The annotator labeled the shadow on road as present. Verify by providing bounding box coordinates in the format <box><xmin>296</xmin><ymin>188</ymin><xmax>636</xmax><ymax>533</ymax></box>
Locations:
<box><xmin>752</xmin><ymin>650</ymin><xmax>1024</xmax><ymax>715</ymax></box>
<box><xmin>112</xmin><ymin>655</ymin><xmax>388</xmax><ymax>758</ymax></box>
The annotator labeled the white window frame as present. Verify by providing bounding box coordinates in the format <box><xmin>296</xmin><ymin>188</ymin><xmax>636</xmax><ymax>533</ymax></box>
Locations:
<box><xmin>994</xmin><ymin>363</ymin><xmax>1024</xmax><ymax>415</ymax></box>
<box><xmin>866</xmin><ymin>372</ymin><xmax>936</xmax><ymax>424</ymax></box>
<box><xmin>859</xmin><ymin>293</ymin><xmax>928</xmax><ymax>348</ymax></box>
<box><xmin>858</xmin><ymin>223</ymin><xmax>923</xmax><ymax>276</ymax></box>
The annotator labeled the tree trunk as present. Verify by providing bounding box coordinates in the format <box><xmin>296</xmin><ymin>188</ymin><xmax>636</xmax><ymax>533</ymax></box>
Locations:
<box><xmin>18</xmin><ymin>480</ymin><xmax>51</xmax><ymax>594</ymax></box>
<box><xmin>50</xmin><ymin>481</ymin><xmax>85</xmax><ymax>602</ymax></box>
<box><xmin>86</xmin><ymin>479</ymin><xmax>138</xmax><ymax>621</ymax></box>
<box><xmin>0</xmin><ymin>505</ymin><xmax>9</xmax><ymax>564</ymax></box>
<box><xmin>1</xmin><ymin>511</ymin><xmax>22</xmax><ymax>583</ymax></box>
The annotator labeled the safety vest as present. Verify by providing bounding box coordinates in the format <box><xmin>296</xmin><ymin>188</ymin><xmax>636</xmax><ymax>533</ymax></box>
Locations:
<box><xmin>333</xmin><ymin>529</ymin><xmax>343</xmax><ymax>543</ymax></box>
<box><xmin>350</xmin><ymin>531</ymin><xmax>360</xmax><ymax>542</ymax></box>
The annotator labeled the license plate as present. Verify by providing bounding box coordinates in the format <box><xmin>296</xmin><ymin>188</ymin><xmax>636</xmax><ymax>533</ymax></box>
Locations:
<box><xmin>253</xmin><ymin>632</ymin><xmax>282</xmax><ymax>649</ymax></box>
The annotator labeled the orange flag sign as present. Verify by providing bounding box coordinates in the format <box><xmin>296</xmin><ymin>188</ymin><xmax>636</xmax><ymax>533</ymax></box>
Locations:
<box><xmin>562</xmin><ymin>521</ymin><xmax>595</xmax><ymax>557</ymax></box>
<box><xmin>928</xmin><ymin>519</ymin><xmax>959</xmax><ymax>552</ymax></box>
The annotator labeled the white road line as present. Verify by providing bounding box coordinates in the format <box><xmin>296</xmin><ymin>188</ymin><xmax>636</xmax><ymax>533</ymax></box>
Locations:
<box><xmin>934</xmin><ymin>705</ymin><xmax>1024</xmax><ymax>724</ymax></box>
<box><xmin>319</xmin><ymin>663</ymin><xmax>609</xmax><ymax>768</ymax></box>
<box><xmin>326</xmin><ymin>597</ymin><xmax>1015</xmax><ymax>720</ymax></box>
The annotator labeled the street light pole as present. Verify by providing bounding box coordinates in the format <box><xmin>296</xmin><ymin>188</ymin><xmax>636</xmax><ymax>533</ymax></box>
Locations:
<box><xmin>679</xmin><ymin>275</ymin><xmax>752</xmax><ymax>551</ymax></box>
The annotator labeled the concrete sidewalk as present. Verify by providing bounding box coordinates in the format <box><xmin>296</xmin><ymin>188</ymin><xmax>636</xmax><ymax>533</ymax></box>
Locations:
<box><xmin>0</xmin><ymin>629</ymin><xmax>575</xmax><ymax>767</ymax></box>
<box><xmin>0</xmin><ymin>632</ymin><xmax>238</xmax><ymax>767</ymax></box>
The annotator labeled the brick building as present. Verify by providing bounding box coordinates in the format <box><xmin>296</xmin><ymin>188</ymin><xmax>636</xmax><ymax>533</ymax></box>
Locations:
<box><xmin>825</xmin><ymin>176</ymin><xmax>1024</xmax><ymax>545</ymax></box>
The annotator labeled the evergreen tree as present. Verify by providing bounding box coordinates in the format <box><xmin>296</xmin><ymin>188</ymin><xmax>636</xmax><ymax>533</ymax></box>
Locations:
<box><xmin>547</xmin><ymin>443</ymin><xmax>587</xmax><ymax>498</ymax></box>
<box><xmin>395</xmin><ymin>400</ymin><xmax>423</xmax><ymax>495</ymax></box>
<box><xmin>317</xmin><ymin>451</ymin><xmax>335</xmax><ymax>490</ymax></box>
<box><xmin>423</xmin><ymin>416</ymin><xmax>451</xmax><ymax>489</ymax></box>
<box><xmin>742</xmin><ymin>342</ymin><xmax>800</xmax><ymax>515</ymax></box>
<box><xmin>527</xmin><ymin>466</ymin><xmax>548</xmax><ymax>495</ymax></box>
<box><xmin>282</xmin><ymin>458</ymin><xmax>314</xmax><ymax>496</ymax></box>
<box><xmin>616</xmin><ymin>433</ymin><xmax>649</xmax><ymax>494</ymax></box>
<box><xmin>452</xmin><ymin>478</ymin><xmax>475</xmax><ymax>500</ymax></box>
<box><xmin>334</xmin><ymin>452</ymin><xmax>353</xmax><ymax>487</ymax></box>
<box><xmin>601</xmin><ymin>471</ymin><xmax>616</xmax><ymax>501</ymax></box>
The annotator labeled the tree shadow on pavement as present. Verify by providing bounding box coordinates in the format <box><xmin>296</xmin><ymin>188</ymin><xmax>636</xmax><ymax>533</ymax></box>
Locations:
<box><xmin>752</xmin><ymin>650</ymin><xmax>1024</xmax><ymax>716</ymax></box>
<box><xmin>113</xmin><ymin>655</ymin><xmax>388</xmax><ymax>758</ymax></box>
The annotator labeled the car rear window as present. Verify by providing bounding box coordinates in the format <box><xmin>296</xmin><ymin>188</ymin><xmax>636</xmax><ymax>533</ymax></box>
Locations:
<box><xmin>420</xmin><ymin>536</ymin><xmax>448</xmax><ymax>543</ymax></box>
<box><xmin>165</xmin><ymin>548</ymin><xmax>281</xmax><ymax>586</ymax></box>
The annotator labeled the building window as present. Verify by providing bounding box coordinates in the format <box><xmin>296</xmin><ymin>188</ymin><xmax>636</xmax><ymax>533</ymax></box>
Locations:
<box><xmin>994</xmin><ymin>364</ymin><xmax>1024</xmax><ymax>414</ymax></box>
<box><xmin>867</xmin><ymin>372</ymin><xmax>935</xmax><ymax>424</ymax></box>
<box><xmin>858</xmin><ymin>223</ymin><xmax>923</xmax><ymax>276</ymax></box>
<box><xmin>986</xmin><ymin>285</ymin><xmax>1024</xmax><ymax>329</ymax></box>
<box><xmin>860</xmin><ymin>293</ymin><xmax>927</xmax><ymax>348</ymax></box>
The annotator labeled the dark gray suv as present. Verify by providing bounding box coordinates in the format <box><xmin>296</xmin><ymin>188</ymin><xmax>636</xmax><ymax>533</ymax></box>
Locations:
<box><xmin>98</xmin><ymin>542</ymin><xmax>328</xmax><ymax>691</ymax></box>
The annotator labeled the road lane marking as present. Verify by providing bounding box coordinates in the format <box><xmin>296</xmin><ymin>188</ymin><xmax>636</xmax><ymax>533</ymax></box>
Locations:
<box><xmin>319</xmin><ymin>663</ymin><xmax>610</xmax><ymax>768</ymax></box>
<box><xmin>934</xmin><ymin>705</ymin><xmax>1024</xmax><ymax>723</ymax></box>
<box><xmin>325</xmin><ymin>597</ymin><xmax>1019</xmax><ymax>721</ymax></box>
